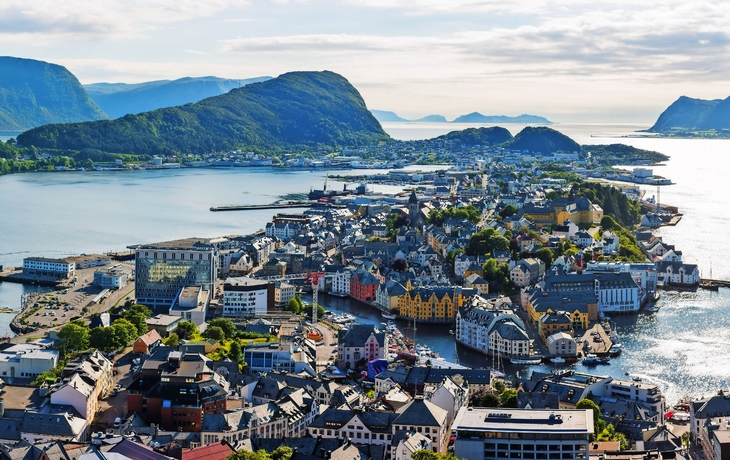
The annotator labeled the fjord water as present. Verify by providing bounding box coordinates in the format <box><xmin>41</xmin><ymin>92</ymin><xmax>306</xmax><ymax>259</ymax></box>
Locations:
<box><xmin>1</xmin><ymin>123</ymin><xmax>729</xmax><ymax>404</ymax></box>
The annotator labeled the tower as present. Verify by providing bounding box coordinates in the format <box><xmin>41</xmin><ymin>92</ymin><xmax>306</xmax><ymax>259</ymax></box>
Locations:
<box><xmin>408</xmin><ymin>190</ymin><xmax>422</xmax><ymax>228</ymax></box>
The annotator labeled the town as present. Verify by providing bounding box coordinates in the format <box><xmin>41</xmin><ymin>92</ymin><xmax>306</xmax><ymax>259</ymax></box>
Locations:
<box><xmin>0</xmin><ymin>141</ymin><xmax>717</xmax><ymax>460</ymax></box>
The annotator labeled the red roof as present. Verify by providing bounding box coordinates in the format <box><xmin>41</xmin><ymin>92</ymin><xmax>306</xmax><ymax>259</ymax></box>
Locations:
<box><xmin>136</xmin><ymin>329</ymin><xmax>162</xmax><ymax>346</ymax></box>
<box><xmin>182</xmin><ymin>441</ymin><xmax>234</xmax><ymax>460</ymax></box>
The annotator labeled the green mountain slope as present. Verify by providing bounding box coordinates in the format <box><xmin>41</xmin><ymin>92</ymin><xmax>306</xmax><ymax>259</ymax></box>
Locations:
<box><xmin>17</xmin><ymin>71</ymin><xmax>389</xmax><ymax>155</ymax></box>
<box><xmin>85</xmin><ymin>76</ymin><xmax>271</xmax><ymax>118</ymax></box>
<box><xmin>502</xmin><ymin>126</ymin><xmax>580</xmax><ymax>152</ymax></box>
<box><xmin>0</xmin><ymin>56</ymin><xmax>107</xmax><ymax>131</ymax></box>
<box><xmin>436</xmin><ymin>127</ymin><xmax>513</xmax><ymax>145</ymax></box>
<box><xmin>452</xmin><ymin>112</ymin><xmax>552</xmax><ymax>124</ymax></box>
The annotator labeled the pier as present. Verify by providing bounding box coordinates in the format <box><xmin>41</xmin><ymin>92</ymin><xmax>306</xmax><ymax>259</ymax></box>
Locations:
<box><xmin>210</xmin><ymin>202</ymin><xmax>312</xmax><ymax>212</ymax></box>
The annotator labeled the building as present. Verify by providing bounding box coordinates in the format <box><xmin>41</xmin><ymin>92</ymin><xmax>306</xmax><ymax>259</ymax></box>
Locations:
<box><xmin>243</xmin><ymin>342</ymin><xmax>316</xmax><ymax>375</ymax></box>
<box><xmin>223</xmin><ymin>277</ymin><xmax>270</xmax><ymax>316</ymax></box>
<box><xmin>336</xmin><ymin>324</ymin><xmax>388</xmax><ymax>369</ymax></box>
<box><xmin>133</xmin><ymin>329</ymin><xmax>162</xmax><ymax>355</ymax></box>
<box><xmin>455</xmin><ymin>296</ymin><xmax>529</xmax><ymax>358</ymax></box>
<box><xmin>127</xmin><ymin>349</ymin><xmax>229</xmax><ymax>432</ymax></box>
<box><xmin>273</xmin><ymin>281</ymin><xmax>295</xmax><ymax>308</ymax></box>
<box><xmin>452</xmin><ymin>407</ymin><xmax>593</xmax><ymax>460</ymax></box>
<box><xmin>131</xmin><ymin>238</ymin><xmax>218</xmax><ymax>310</ymax></box>
<box><xmin>546</xmin><ymin>332</ymin><xmax>577</xmax><ymax>356</ymax></box>
<box><xmin>0</xmin><ymin>343</ymin><xmax>59</xmax><ymax>382</ymax></box>
<box><xmin>146</xmin><ymin>314</ymin><xmax>183</xmax><ymax>338</ymax></box>
<box><xmin>93</xmin><ymin>267</ymin><xmax>129</xmax><ymax>289</ymax></box>
<box><xmin>350</xmin><ymin>270</ymin><xmax>382</xmax><ymax>303</ymax></box>
<box><xmin>539</xmin><ymin>311</ymin><xmax>574</xmax><ymax>339</ymax></box>
<box><xmin>169</xmin><ymin>285</ymin><xmax>209</xmax><ymax>325</ymax></box>
<box><xmin>22</xmin><ymin>257</ymin><xmax>75</xmax><ymax>280</ymax></box>
<box><xmin>691</xmin><ymin>390</ymin><xmax>730</xmax><ymax>443</ymax></box>
<box><xmin>398</xmin><ymin>284</ymin><xmax>476</xmax><ymax>323</ymax></box>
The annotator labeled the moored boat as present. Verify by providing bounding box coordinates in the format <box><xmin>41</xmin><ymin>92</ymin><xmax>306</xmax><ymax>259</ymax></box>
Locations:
<box><xmin>550</xmin><ymin>356</ymin><xmax>566</xmax><ymax>364</ymax></box>
<box><xmin>510</xmin><ymin>356</ymin><xmax>543</xmax><ymax>365</ymax></box>
<box><xmin>381</xmin><ymin>311</ymin><xmax>397</xmax><ymax>320</ymax></box>
<box><xmin>582</xmin><ymin>353</ymin><xmax>600</xmax><ymax>365</ymax></box>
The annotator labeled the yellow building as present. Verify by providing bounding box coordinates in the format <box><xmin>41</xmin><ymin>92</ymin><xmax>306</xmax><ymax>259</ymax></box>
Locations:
<box><xmin>521</xmin><ymin>196</ymin><xmax>603</xmax><ymax>228</ymax></box>
<box><xmin>524</xmin><ymin>290</ymin><xmax>596</xmax><ymax>330</ymax></box>
<box><xmin>397</xmin><ymin>282</ymin><xmax>476</xmax><ymax>323</ymax></box>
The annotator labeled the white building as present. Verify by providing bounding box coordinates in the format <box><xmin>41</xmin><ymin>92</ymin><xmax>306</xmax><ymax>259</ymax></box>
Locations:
<box><xmin>452</xmin><ymin>407</ymin><xmax>593</xmax><ymax>460</ymax></box>
<box><xmin>169</xmin><ymin>285</ymin><xmax>208</xmax><ymax>325</ymax></box>
<box><xmin>595</xmin><ymin>272</ymin><xmax>641</xmax><ymax>313</ymax></box>
<box><xmin>0</xmin><ymin>344</ymin><xmax>58</xmax><ymax>381</ymax></box>
<box><xmin>336</xmin><ymin>324</ymin><xmax>388</xmax><ymax>369</ymax></box>
<box><xmin>22</xmin><ymin>257</ymin><xmax>75</xmax><ymax>280</ymax></box>
<box><xmin>50</xmin><ymin>373</ymin><xmax>95</xmax><ymax>419</ymax></box>
<box><xmin>273</xmin><ymin>281</ymin><xmax>295</xmax><ymax>308</ymax></box>
<box><xmin>455</xmin><ymin>296</ymin><xmax>529</xmax><ymax>358</ymax></box>
<box><xmin>223</xmin><ymin>277</ymin><xmax>270</xmax><ymax>316</ymax></box>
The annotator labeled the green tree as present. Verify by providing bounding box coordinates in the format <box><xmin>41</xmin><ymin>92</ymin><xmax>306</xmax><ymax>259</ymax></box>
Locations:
<box><xmin>126</xmin><ymin>312</ymin><xmax>149</xmax><ymax>336</ymax></box>
<box><xmin>208</xmin><ymin>318</ymin><xmax>237</xmax><ymax>339</ymax></box>
<box><xmin>164</xmin><ymin>332</ymin><xmax>179</xmax><ymax>347</ymax></box>
<box><xmin>499</xmin><ymin>204</ymin><xmax>518</xmax><ymax>218</ymax></box>
<box><xmin>127</xmin><ymin>303</ymin><xmax>152</xmax><ymax>318</ymax></box>
<box><xmin>286</xmin><ymin>297</ymin><xmax>302</xmax><ymax>314</ymax></box>
<box><xmin>89</xmin><ymin>327</ymin><xmax>112</xmax><ymax>351</ymax></box>
<box><xmin>176</xmin><ymin>321</ymin><xmax>199</xmax><ymax>340</ymax></box>
<box><xmin>466</xmin><ymin>228</ymin><xmax>510</xmax><ymax>256</ymax></box>
<box><xmin>600</xmin><ymin>215</ymin><xmax>619</xmax><ymax>231</ymax></box>
<box><xmin>470</xmin><ymin>388</ymin><xmax>501</xmax><ymax>408</ymax></box>
<box><xmin>535</xmin><ymin>247</ymin><xmax>555</xmax><ymax>267</ymax></box>
<box><xmin>576</xmin><ymin>398</ymin><xmax>606</xmax><ymax>439</ymax></box>
<box><xmin>229</xmin><ymin>341</ymin><xmax>243</xmax><ymax>363</ymax></box>
<box><xmin>204</xmin><ymin>326</ymin><xmax>225</xmax><ymax>343</ymax></box>
<box><xmin>58</xmin><ymin>323</ymin><xmax>90</xmax><ymax>352</ymax></box>
<box><xmin>499</xmin><ymin>389</ymin><xmax>518</xmax><ymax>408</ymax></box>
<box><xmin>303</xmin><ymin>303</ymin><xmax>326</xmax><ymax>320</ymax></box>
<box><xmin>270</xmin><ymin>446</ymin><xmax>293</xmax><ymax>460</ymax></box>
<box><xmin>111</xmin><ymin>318</ymin><xmax>139</xmax><ymax>346</ymax></box>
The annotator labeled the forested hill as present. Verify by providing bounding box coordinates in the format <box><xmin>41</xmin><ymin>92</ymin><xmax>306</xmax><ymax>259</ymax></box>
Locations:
<box><xmin>17</xmin><ymin>71</ymin><xmax>389</xmax><ymax>155</ymax></box>
<box><xmin>0</xmin><ymin>56</ymin><xmax>107</xmax><ymax>131</ymax></box>
<box><xmin>85</xmin><ymin>76</ymin><xmax>271</xmax><ymax>118</ymax></box>
<box><xmin>501</xmin><ymin>126</ymin><xmax>581</xmax><ymax>152</ymax></box>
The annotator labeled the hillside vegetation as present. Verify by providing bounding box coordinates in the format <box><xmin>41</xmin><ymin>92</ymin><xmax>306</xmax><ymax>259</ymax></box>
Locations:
<box><xmin>17</xmin><ymin>71</ymin><xmax>389</xmax><ymax>156</ymax></box>
<box><xmin>0</xmin><ymin>56</ymin><xmax>107</xmax><ymax>131</ymax></box>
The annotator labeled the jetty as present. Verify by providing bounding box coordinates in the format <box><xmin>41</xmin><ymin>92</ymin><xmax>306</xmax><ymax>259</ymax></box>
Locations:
<box><xmin>210</xmin><ymin>202</ymin><xmax>312</xmax><ymax>212</ymax></box>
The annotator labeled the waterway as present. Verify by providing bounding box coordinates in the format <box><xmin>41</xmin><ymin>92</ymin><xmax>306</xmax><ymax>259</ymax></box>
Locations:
<box><xmin>1</xmin><ymin>122</ymin><xmax>729</xmax><ymax>404</ymax></box>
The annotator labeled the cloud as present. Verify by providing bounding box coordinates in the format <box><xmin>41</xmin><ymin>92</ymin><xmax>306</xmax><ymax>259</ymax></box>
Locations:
<box><xmin>0</xmin><ymin>0</ymin><xmax>246</xmax><ymax>43</ymax></box>
<box><xmin>184</xmin><ymin>50</ymin><xmax>207</xmax><ymax>55</ymax></box>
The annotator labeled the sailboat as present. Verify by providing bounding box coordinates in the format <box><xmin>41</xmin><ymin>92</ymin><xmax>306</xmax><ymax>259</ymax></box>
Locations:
<box><xmin>489</xmin><ymin>345</ymin><xmax>506</xmax><ymax>378</ymax></box>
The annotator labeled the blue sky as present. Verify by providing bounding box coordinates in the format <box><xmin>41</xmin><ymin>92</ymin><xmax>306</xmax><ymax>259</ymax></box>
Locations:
<box><xmin>3</xmin><ymin>0</ymin><xmax>730</xmax><ymax>123</ymax></box>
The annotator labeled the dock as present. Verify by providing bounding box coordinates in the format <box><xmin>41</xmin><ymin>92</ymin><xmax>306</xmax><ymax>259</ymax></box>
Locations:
<box><xmin>210</xmin><ymin>202</ymin><xmax>312</xmax><ymax>212</ymax></box>
<box><xmin>700</xmin><ymin>278</ymin><xmax>729</xmax><ymax>290</ymax></box>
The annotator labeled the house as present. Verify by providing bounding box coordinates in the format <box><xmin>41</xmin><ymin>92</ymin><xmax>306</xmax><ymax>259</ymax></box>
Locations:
<box><xmin>133</xmin><ymin>329</ymin><xmax>162</xmax><ymax>355</ymax></box>
<box><xmin>658</xmin><ymin>261</ymin><xmax>700</xmax><ymax>286</ymax></box>
<box><xmin>336</xmin><ymin>324</ymin><xmax>388</xmax><ymax>369</ymax></box>
<box><xmin>538</xmin><ymin>311</ymin><xmax>574</xmax><ymax>339</ymax></box>
<box><xmin>392</xmin><ymin>397</ymin><xmax>450</xmax><ymax>453</ymax></box>
<box><xmin>146</xmin><ymin>314</ymin><xmax>183</xmax><ymax>338</ymax></box>
<box><xmin>546</xmin><ymin>332</ymin><xmax>577</xmax><ymax>356</ymax></box>
<box><xmin>392</xmin><ymin>432</ymin><xmax>433</xmax><ymax>460</ymax></box>
<box><xmin>181</xmin><ymin>440</ymin><xmax>235</xmax><ymax>460</ymax></box>
<box><xmin>464</xmin><ymin>273</ymin><xmax>489</xmax><ymax>295</ymax></box>
<box><xmin>350</xmin><ymin>269</ymin><xmax>383</xmax><ymax>303</ymax></box>
<box><xmin>574</xmin><ymin>230</ymin><xmax>594</xmax><ymax>248</ymax></box>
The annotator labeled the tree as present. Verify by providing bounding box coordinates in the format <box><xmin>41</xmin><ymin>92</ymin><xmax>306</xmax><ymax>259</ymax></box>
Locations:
<box><xmin>470</xmin><ymin>388</ymin><xmax>501</xmax><ymax>407</ymax></box>
<box><xmin>164</xmin><ymin>333</ymin><xmax>179</xmax><ymax>347</ymax></box>
<box><xmin>127</xmin><ymin>303</ymin><xmax>152</xmax><ymax>318</ymax></box>
<box><xmin>229</xmin><ymin>341</ymin><xmax>243</xmax><ymax>363</ymax></box>
<box><xmin>58</xmin><ymin>323</ymin><xmax>90</xmax><ymax>352</ymax></box>
<box><xmin>208</xmin><ymin>318</ymin><xmax>237</xmax><ymax>339</ymax></box>
<box><xmin>499</xmin><ymin>204</ymin><xmax>518</xmax><ymax>218</ymax></box>
<box><xmin>126</xmin><ymin>312</ymin><xmax>149</xmax><ymax>336</ymax></box>
<box><xmin>392</xmin><ymin>258</ymin><xmax>408</xmax><ymax>272</ymax></box>
<box><xmin>303</xmin><ymin>303</ymin><xmax>326</xmax><ymax>320</ymax></box>
<box><xmin>535</xmin><ymin>247</ymin><xmax>555</xmax><ymax>267</ymax></box>
<box><xmin>499</xmin><ymin>388</ymin><xmax>518</xmax><ymax>408</ymax></box>
<box><xmin>270</xmin><ymin>446</ymin><xmax>293</xmax><ymax>460</ymax></box>
<box><xmin>111</xmin><ymin>318</ymin><xmax>139</xmax><ymax>346</ymax></box>
<box><xmin>204</xmin><ymin>326</ymin><xmax>225</xmax><ymax>343</ymax></box>
<box><xmin>466</xmin><ymin>228</ymin><xmax>509</xmax><ymax>256</ymax></box>
<box><xmin>286</xmin><ymin>297</ymin><xmax>302</xmax><ymax>314</ymax></box>
<box><xmin>576</xmin><ymin>398</ymin><xmax>606</xmax><ymax>439</ymax></box>
<box><xmin>176</xmin><ymin>321</ymin><xmax>199</xmax><ymax>340</ymax></box>
<box><xmin>600</xmin><ymin>215</ymin><xmax>619</xmax><ymax>231</ymax></box>
<box><xmin>89</xmin><ymin>327</ymin><xmax>112</xmax><ymax>351</ymax></box>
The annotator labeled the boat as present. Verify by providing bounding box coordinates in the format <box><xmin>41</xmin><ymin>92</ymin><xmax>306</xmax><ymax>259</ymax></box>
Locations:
<box><xmin>381</xmin><ymin>311</ymin><xmax>397</xmax><ymax>320</ymax></box>
<box><xmin>645</xmin><ymin>303</ymin><xmax>660</xmax><ymax>313</ymax></box>
<box><xmin>510</xmin><ymin>356</ymin><xmax>543</xmax><ymax>365</ymax></box>
<box><xmin>598</xmin><ymin>356</ymin><xmax>611</xmax><ymax>365</ymax></box>
<box><xmin>328</xmin><ymin>291</ymin><xmax>349</xmax><ymax>298</ymax></box>
<box><xmin>550</xmin><ymin>356</ymin><xmax>566</xmax><ymax>364</ymax></box>
<box><xmin>582</xmin><ymin>353</ymin><xmax>600</xmax><ymax>365</ymax></box>
<box><xmin>330</xmin><ymin>313</ymin><xmax>356</xmax><ymax>324</ymax></box>
<box><xmin>609</xmin><ymin>344</ymin><xmax>623</xmax><ymax>355</ymax></box>
<box><xmin>448</xmin><ymin>329</ymin><xmax>454</xmax><ymax>335</ymax></box>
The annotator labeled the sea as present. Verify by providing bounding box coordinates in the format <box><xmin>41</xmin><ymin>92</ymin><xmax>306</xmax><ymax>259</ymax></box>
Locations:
<box><xmin>1</xmin><ymin>121</ymin><xmax>729</xmax><ymax>404</ymax></box>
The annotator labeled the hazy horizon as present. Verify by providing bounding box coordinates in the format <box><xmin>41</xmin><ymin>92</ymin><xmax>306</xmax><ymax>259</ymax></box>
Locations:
<box><xmin>2</xmin><ymin>1</ymin><xmax>728</xmax><ymax>123</ymax></box>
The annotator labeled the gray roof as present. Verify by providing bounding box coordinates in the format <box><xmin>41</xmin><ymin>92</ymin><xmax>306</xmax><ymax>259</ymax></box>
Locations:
<box><xmin>338</xmin><ymin>324</ymin><xmax>385</xmax><ymax>348</ymax></box>
<box><xmin>394</xmin><ymin>398</ymin><xmax>447</xmax><ymax>428</ymax></box>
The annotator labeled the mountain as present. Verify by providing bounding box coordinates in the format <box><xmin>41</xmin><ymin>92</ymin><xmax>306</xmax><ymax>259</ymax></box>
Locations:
<box><xmin>85</xmin><ymin>76</ymin><xmax>271</xmax><ymax>118</ymax></box>
<box><xmin>649</xmin><ymin>95</ymin><xmax>730</xmax><ymax>132</ymax></box>
<box><xmin>0</xmin><ymin>56</ymin><xmax>107</xmax><ymax>131</ymax></box>
<box><xmin>17</xmin><ymin>71</ymin><xmax>389</xmax><ymax>155</ymax></box>
<box><xmin>371</xmin><ymin>110</ymin><xmax>448</xmax><ymax>123</ymax></box>
<box><xmin>452</xmin><ymin>112</ymin><xmax>552</xmax><ymax>124</ymax></box>
<box><xmin>371</xmin><ymin>110</ymin><xmax>409</xmax><ymax>122</ymax></box>
<box><xmin>413</xmin><ymin>115</ymin><xmax>447</xmax><ymax>122</ymax></box>
<box><xmin>436</xmin><ymin>127</ymin><xmax>513</xmax><ymax>145</ymax></box>
<box><xmin>502</xmin><ymin>126</ymin><xmax>580</xmax><ymax>152</ymax></box>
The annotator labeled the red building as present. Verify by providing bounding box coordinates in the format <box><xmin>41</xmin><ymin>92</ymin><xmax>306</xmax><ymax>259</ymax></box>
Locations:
<box><xmin>127</xmin><ymin>350</ymin><xmax>228</xmax><ymax>432</ymax></box>
<box><xmin>349</xmin><ymin>270</ymin><xmax>383</xmax><ymax>302</ymax></box>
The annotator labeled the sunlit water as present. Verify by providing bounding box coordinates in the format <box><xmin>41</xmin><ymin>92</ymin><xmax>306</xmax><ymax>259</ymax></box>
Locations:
<box><xmin>1</xmin><ymin>123</ymin><xmax>728</xmax><ymax>404</ymax></box>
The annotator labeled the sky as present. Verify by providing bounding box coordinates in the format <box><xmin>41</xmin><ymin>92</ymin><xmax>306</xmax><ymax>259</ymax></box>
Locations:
<box><xmin>3</xmin><ymin>0</ymin><xmax>730</xmax><ymax>123</ymax></box>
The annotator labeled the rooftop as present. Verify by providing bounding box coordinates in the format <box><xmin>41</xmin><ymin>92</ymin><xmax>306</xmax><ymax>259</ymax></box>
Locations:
<box><xmin>453</xmin><ymin>407</ymin><xmax>593</xmax><ymax>434</ymax></box>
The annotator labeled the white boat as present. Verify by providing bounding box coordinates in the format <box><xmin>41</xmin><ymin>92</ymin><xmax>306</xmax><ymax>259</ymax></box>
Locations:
<box><xmin>331</xmin><ymin>313</ymin><xmax>356</xmax><ymax>324</ymax></box>
<box><xmin>550</xmin><ymin>356</ymin><xmax>566</xmax><ymax>364</ymax></box>
<box><xmin>582</xmin><ymin>353</ymin><xmax>600</xmax><ymax>365</ymax></box>
<box><xmin>381</xmin><ymin>311</ymin><xmax>397</xmax><ymax>320</ymax></box>
<box><xmin>510</xmin><ymin>356</ymin><xmax>544</xmax><ymax>365</ymax></box>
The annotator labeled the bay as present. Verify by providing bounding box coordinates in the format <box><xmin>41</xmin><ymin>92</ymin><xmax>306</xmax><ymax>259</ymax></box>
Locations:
<box><xmin>0</xmin><ymin>122</ymin><xmax>727</xmax><ymax>405</ymax></box>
